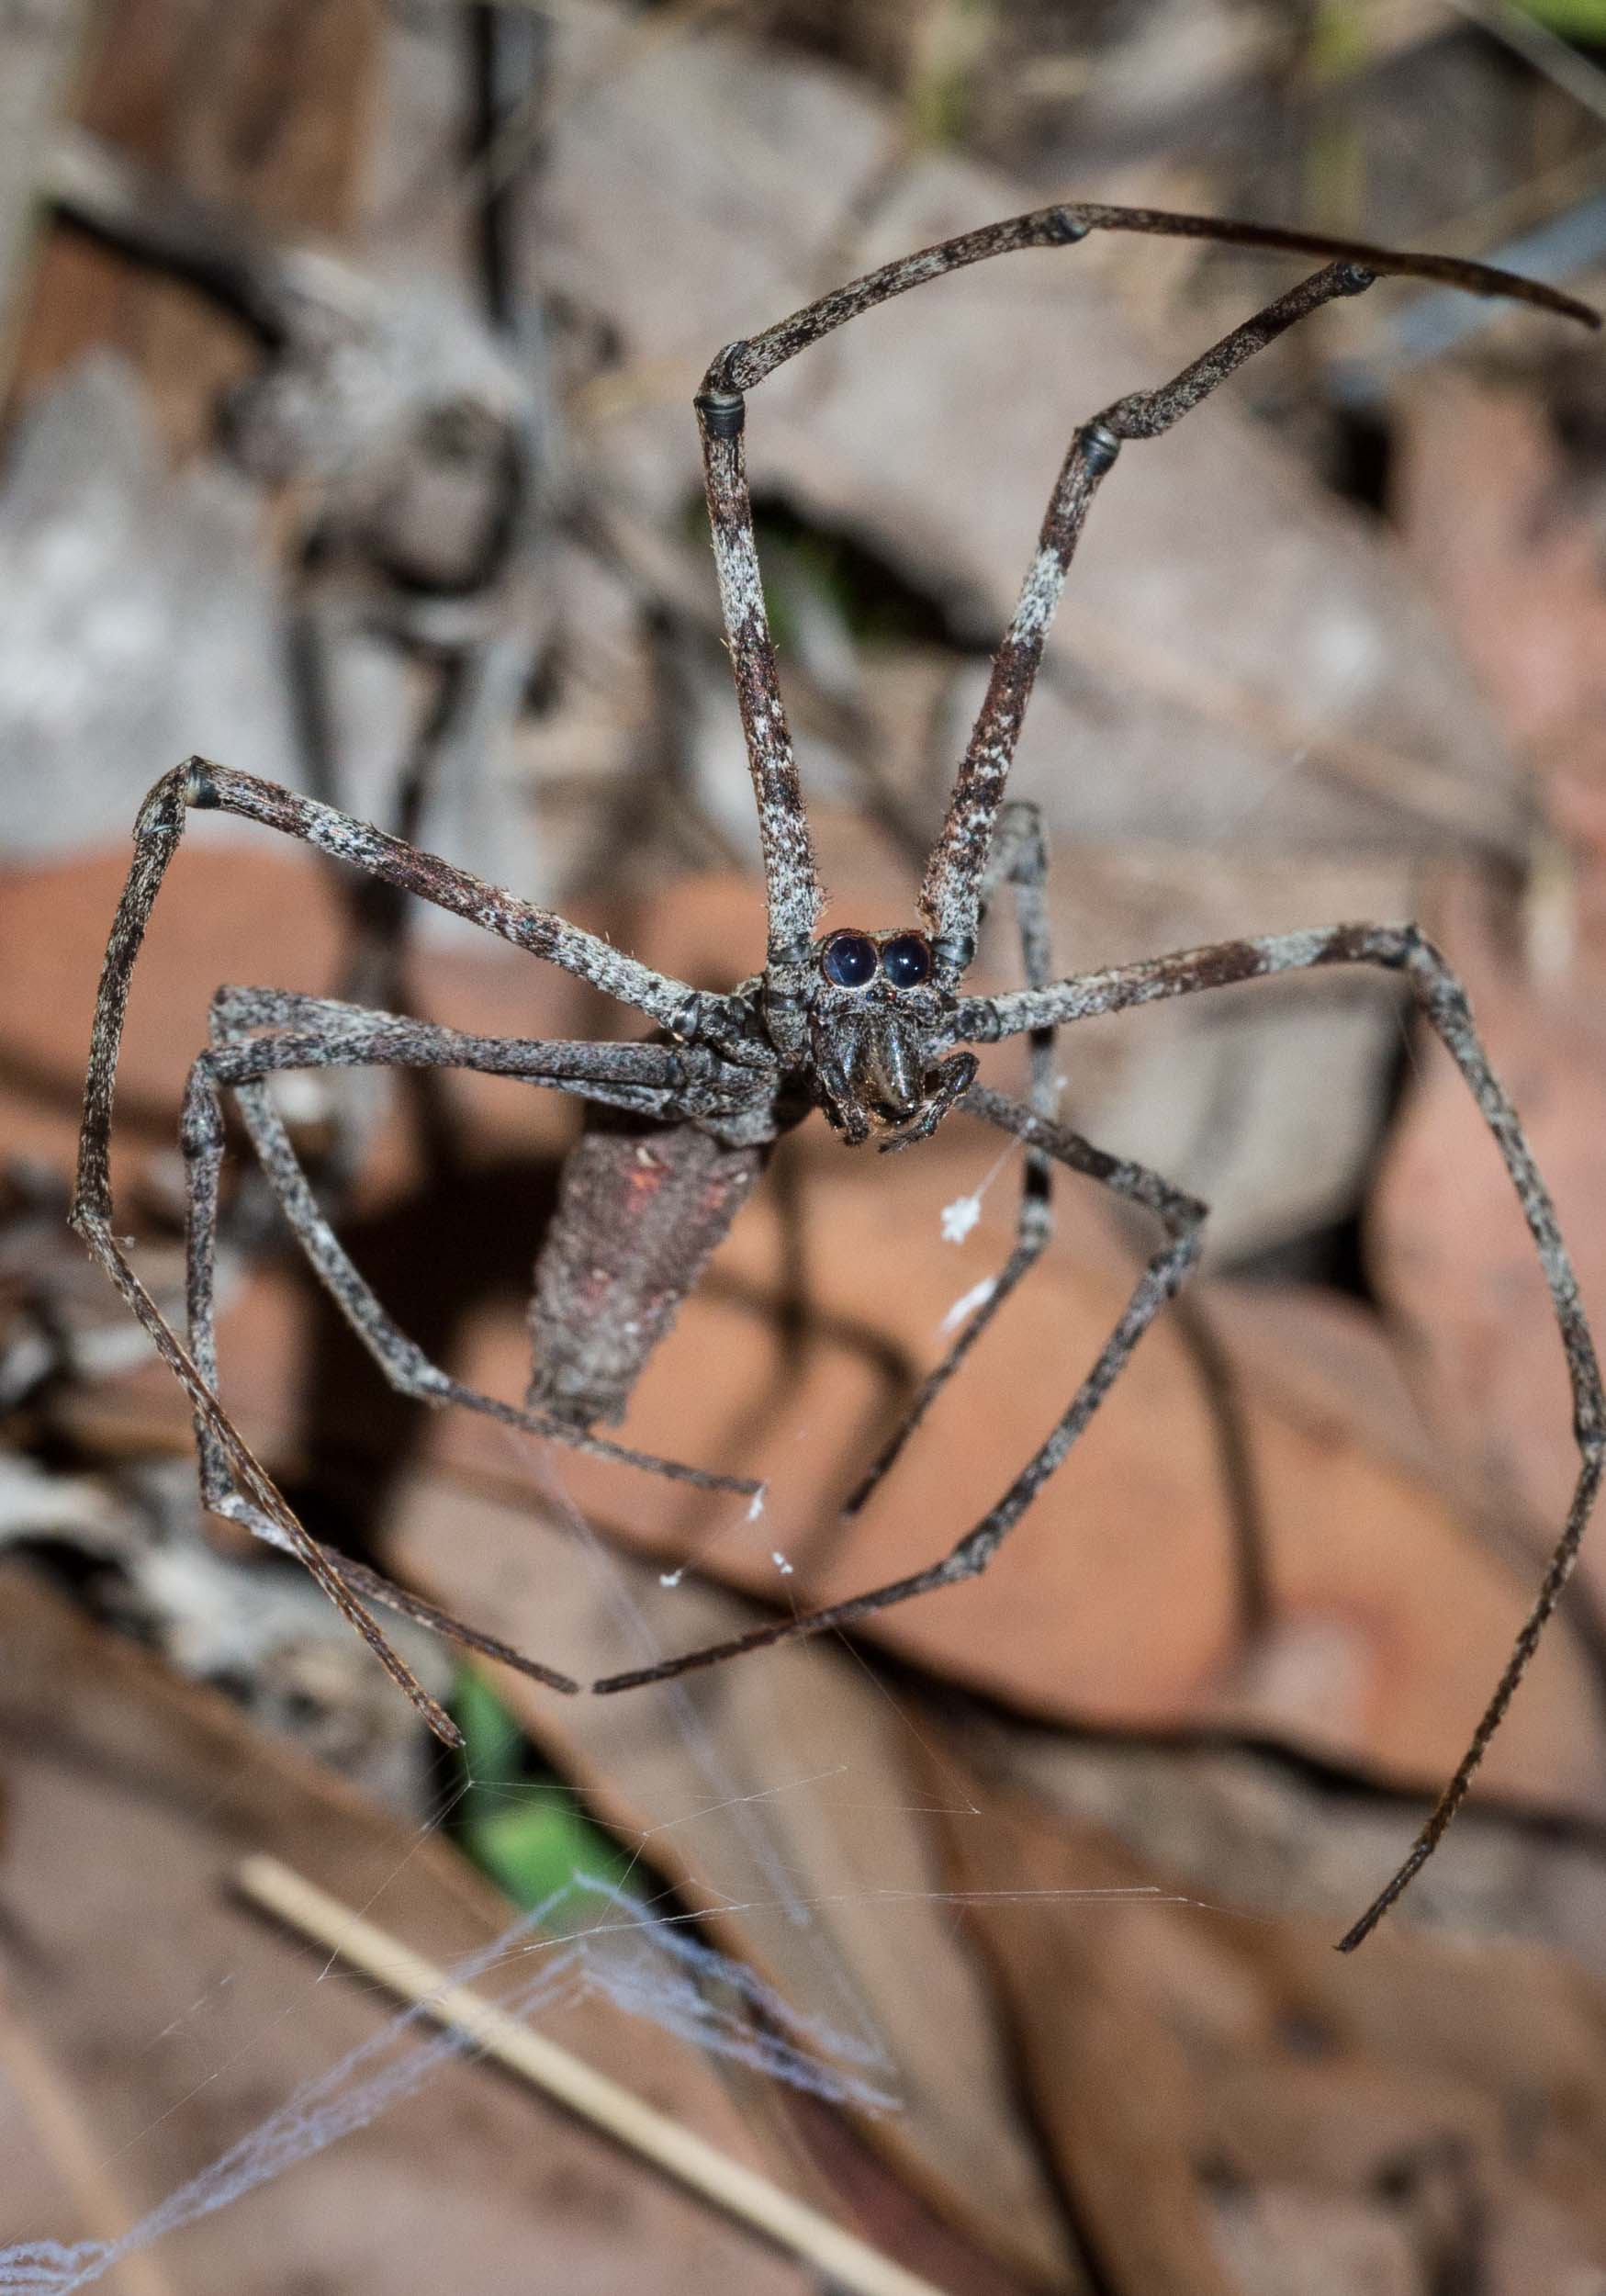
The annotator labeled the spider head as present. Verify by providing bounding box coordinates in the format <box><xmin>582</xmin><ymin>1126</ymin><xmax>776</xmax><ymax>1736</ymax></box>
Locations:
<box><xmin>804</xmin><ymin>929</ymin><xmax>959</xmax><ymax>1144</ymax></box>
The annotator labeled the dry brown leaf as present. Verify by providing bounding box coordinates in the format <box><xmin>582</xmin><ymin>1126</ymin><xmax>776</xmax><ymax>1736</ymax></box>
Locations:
<box><xmin>968</xmin><ymin>1678</ymin><xmax>1606</xmax><ymax>1966</ymax></box>
<box><xmin>0</xmin><ymin>1566</ymin><xmax>814</xmax><ymax>2295</ymax></box>
<box><xmin>1394</xmin><ymin>377</ymin><xmax>1606</xmax><ymax>766</ymax></box>
<box><xmin>437</xmin><ymin>1152</ymin><xmax>1603</xmax><ymax>1812</ymax></box>
<box><xmin>915</xmin><ymin>1736</ymin><xmax>1606</xmax><ymax>2295</ymax></box>
<box><xmin>919</xmin><ymin>1774</ymin><xmax>1241</xmax><ymax>2296</ymax></box>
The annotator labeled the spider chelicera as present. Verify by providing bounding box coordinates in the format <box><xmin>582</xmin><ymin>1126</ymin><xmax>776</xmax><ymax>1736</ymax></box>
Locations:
<box><xmin>73</xmin><ymin>203</ymin><xmax>1601</xmax><ymax>1945</ymax></box>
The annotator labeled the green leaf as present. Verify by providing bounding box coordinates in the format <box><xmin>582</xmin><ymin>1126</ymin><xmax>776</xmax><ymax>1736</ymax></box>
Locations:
<box><xmin>452</xmin><ymin>1664</ymin><xmax>526</xmax><ymax>1798</ymax></box>
<box><xmin>452</xmin><ymin>1666</ymin><xmax>636</xmax><ymax>1915</ymax></box>
<box><xmin>1510</xmin><ymin>0</ymin><xmax>1606</xmax><ymax>36</ymax></box>
<box><xmin>467</xmin><ymin>1796</ymin><xmax>634</xmax><ymax>1914</ymax></box>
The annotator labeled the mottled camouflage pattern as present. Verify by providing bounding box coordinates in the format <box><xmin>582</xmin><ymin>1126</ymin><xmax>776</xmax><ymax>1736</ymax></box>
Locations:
<box><xmin>73</xmin><ymin>208</ymin><xmax>1600</xmax><ymax>1947</ymax></box>
<box><xmin>528</xmin><ymin>1117</ymin><xmax>766</xmax><ymax>1427</ymax></box>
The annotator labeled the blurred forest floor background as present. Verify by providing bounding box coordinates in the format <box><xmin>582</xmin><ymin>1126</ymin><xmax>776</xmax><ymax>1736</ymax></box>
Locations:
<box><xmin>6</xmin><ymin>2</ymin><xmax>1606</xmax><ymax>2290</ymax></box>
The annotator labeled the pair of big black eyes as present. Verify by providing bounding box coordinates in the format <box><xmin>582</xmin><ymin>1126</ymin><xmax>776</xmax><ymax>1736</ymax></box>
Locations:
<box><xmin>820</xmin><ymin>931</ymin><xmax>933</xmax><ymax>991</ymax></box>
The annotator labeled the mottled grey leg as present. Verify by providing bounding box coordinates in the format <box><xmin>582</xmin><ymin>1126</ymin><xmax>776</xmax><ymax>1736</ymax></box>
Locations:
<box><xmin>842</xmin><ymin>803</ymin><xmax>1058</xmax><ymax>1516</ymax></box>
<box><xmin>73</xmin><ymin>973</ymin><xmax>463</xmax><ymax>1731</ymax></box>
<box><xmin>190</xmin><ymin>990</ymin><xmax>764</xmax><ymax>1499</ymax></box>
<box><xmin>854</xmin><ymin>807</ymin><xmax>1272</xmax><ymax>1626</ymax></box>
<box><xmin>695</xmin><ymin>392</ymin><xmax>821</xmax><ymax>1038</ymax></box>
<box><xmin>954</xmin><ymin>918</ymin><xmax>1606</xmax><ymax>1947</ymax></box>
<box><xmin>593</xmin><ymin>1088</ymin><xmax>1205</xmax><ymax>1694</ymax></box>
<box><xmin>705</xmin><ymin>205</ymin><xmax>1589</xmax><ymax>402</ymax></box>
<box><xmin>921</xmin><ymin>260</ymin><xmax>1382</xmax><ymax>968</ymax></box>
<box><xmin>702</xmin><ymin>207</ymin><xmax>1588</xmax><ymax>989</ymax></box>
<box><xmin>88</xmin><ymin>762</ymin><xmax>742</xmax><ymax>1052</ymax></box>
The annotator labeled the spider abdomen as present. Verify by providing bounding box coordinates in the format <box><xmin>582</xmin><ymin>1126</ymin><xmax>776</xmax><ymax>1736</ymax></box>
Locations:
<box><xmin>526</xmin><ymin>1112</ymin><xmax>766</xmax><ymax>1426</ymax></box>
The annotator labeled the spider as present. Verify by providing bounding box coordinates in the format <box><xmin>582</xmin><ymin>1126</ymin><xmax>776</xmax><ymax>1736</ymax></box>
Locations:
<box><xmin>73</xmin><ymin>204</ymin><xmax>1602</xmax><ymax>1948</ymax></box>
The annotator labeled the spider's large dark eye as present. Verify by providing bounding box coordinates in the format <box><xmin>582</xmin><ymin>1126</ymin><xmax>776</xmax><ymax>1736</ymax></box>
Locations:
<box><xmin>822</xmin><ymin>932</ymin><xmax>878</xmax><ymax>989</ymax></box>
<box><xmin>880</xmin><ymin>933</ymin><xmax>932</xmax><ymax>989</ymax></box>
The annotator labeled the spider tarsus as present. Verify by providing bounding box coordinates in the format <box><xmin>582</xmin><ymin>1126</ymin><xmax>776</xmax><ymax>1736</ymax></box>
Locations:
<box><xmin>1335</xmin><ymin>1855</ymin><xmax>1425</xmax><ymax>1953</ymax></box>
<box><xmin>592</xmin><ymin>1648</ymin><xmax>728</xmax><ymax>1695</ymax></box>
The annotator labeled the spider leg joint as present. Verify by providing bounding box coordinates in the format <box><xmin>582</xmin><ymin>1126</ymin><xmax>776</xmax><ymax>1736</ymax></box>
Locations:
<box><xmin>694</xmin><ymin>387</ymin><xmax>746</xmax><ymax>440</ymax></box>
<box><xmin>931</xmin><ymin>930</ymin><xmax>975</xmax><ymax>979</ymax></box>
<box><xmin>1079</xmin><ymin>420</ymin><xmax>1121</xmax><ymax>473</ymax></box>
<box><xmin>183</xmin><ymin>755</ymin><xmax>222</xmax><ymax>809</ymax></box>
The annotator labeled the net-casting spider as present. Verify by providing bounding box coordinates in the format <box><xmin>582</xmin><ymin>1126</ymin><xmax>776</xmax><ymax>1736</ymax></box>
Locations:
<box><xmin>74</xmin><ymin>204</ymin><xmax>1601</xmax><ymax>1948</ymax></box>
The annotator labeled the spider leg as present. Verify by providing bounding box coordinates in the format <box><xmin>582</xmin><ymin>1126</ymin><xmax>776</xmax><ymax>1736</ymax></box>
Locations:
<box><xmin>71</xmin><ymin>800</ymin><xmax>483</xmax><ymax>1739</ymax></box>
<box><xmin>195</xmin><ymin>991</ymin><xmax>766</xmax><ymax>1498</ymax></box>
<box><xmin>852</xmin><ymin>809</ymin><xmax>1275</xmax><ymax>1637</ymax></box>
<box><xmin>923</xmin><ymin>259</ymin><xmax>1387</xmax><ymax>967</ymax></box>
<box><xmin>695</xmin><ymin>392</ymin><xmax>821</xmax><ymax>1030</ymax></box>
<box><xmin>73</xmin><ymin>1100</ymin><xmax>461</xmax><ymax>1739</ymax></box>
<box><xmin>174</xmin><ymin>1000</ymin><xmax>765</xmax><ymax>1690</ymax></box>
<box><xmin>69</xmin><ymin>762</ymin><xmax>766</xmax><ymax>1734</ymax></box>
<box><xmin>842</xmin><ymin>803</ymin><xmax>1059</xmax><ymax>1516</ymax></box>
<box><xmin>85</xmin><ymin>761</ymin><xmax>750</xmax><ymax>1054</ymax></box>
<box><xmin>707</xmin><ymin>208</ymin><xmax>1593</xmax><ymax>403</ymax></box>
<box><xmin>592</xmin><ymin>1086</ymin><xmax>1205</xmax><ymax>1695</ymax></box>
<box><xmin>953</xmin><ymin>921</ymin><xmax>1606</xmax><ymax>1946</ymax></box>
<box><xmin>700</xmin><ymin>204</ymin><xmax>1591</xmax><ymax>981</ymax></box>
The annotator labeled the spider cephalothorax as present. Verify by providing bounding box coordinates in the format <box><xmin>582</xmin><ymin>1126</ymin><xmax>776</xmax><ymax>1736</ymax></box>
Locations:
<box><xmin>74</xmin><ymin>201</ymin><xmax>1602</xmax><ymax>1947</ymax></box>
<box><xmin>802</xmin><ymin>928</ymin><xmax>974</xmax><ymax>1145</ymax></box>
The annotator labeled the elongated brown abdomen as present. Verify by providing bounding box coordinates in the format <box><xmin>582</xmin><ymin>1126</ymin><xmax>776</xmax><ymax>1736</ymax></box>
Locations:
<box><xmin>527</xmin><ymin>1112</ymin><xmax>765</xmax><ymax>1426</ymax></box>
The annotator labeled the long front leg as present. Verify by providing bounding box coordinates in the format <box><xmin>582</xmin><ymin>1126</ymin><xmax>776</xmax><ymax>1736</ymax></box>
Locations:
<box><xmin>703</xmin><ymin>207</ymin><xmax>1591</xmax><ymax>400</ymax></box>
<box><xmin>695</xmin><ymin>393</ymin><xmax>821</xmax><ymax>1024</ymax></box>
<box><xmin>697</xmin><ymin>206</ymin><xmax>1591</xmax><ymax>977</ymax></box>
<box><xmin>955</xmin><ymin>920</ymin><xmax>1606</xmax><ymax>1947</ymax></box>
<box><xmin>921</xmin><ymin>259</ymin><xmax>1382</xmax><ymax>968</ymax></box>
<box><xmin>77</xmin><ymin>765</ymin><xmax>743</xmax><ymax>1097</ymax></box>
<box><xmin>692</xmin><ymin>206</ymin><xmax>1594</xmax><ymax>1001</ymax></box>
<box><xmin>593</xmin><ymin>1092</ymin><xmax>1205</xmax><ymax>1694</ymax></box>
